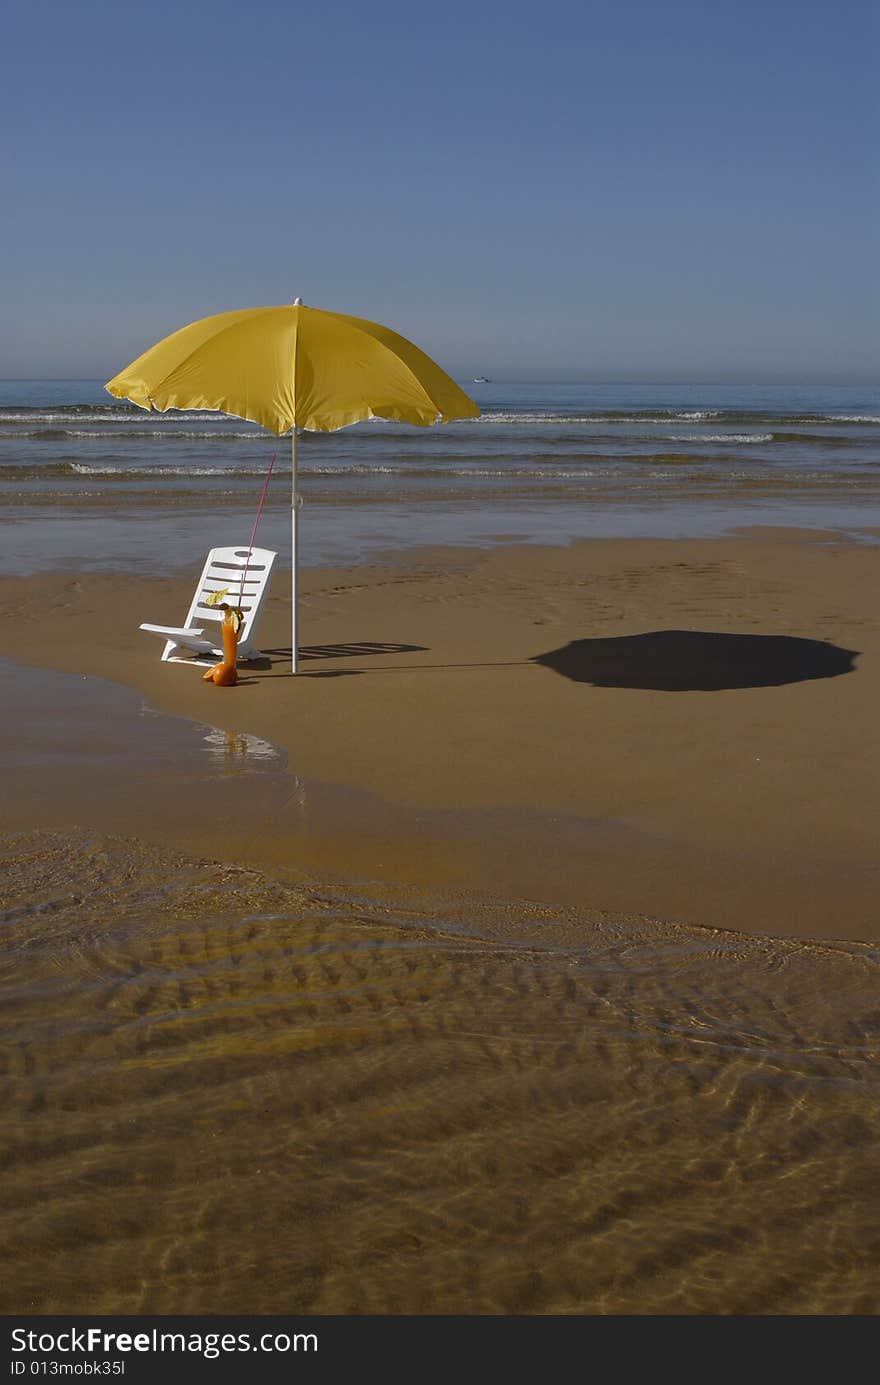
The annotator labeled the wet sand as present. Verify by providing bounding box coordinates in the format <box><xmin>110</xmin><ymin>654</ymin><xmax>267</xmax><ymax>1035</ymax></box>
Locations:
<box><xmin>0</xmin><ymin>528</ymin><xmax>877</xmax><ymax>940</ymax></box>
<box><xmin>2</xmin><ymin>528</ymin><xmax>880</xmax><ymax>1315</ymax></box>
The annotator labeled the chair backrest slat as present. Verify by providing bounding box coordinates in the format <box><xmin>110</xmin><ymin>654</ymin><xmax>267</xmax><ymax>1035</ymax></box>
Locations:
<box><xmin>181</xmin><ymin>546</ymin><xmax>276</xmax><ymax>644</ymax></box>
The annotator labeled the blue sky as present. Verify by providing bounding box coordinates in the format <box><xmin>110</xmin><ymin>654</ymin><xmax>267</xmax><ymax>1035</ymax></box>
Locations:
<box><xmin>2</xmin><ymin>0</ymin><xmax>876</xmax><ymax>381</ymax></box>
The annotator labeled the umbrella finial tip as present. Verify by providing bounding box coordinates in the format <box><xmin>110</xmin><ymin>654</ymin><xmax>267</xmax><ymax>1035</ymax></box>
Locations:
<box><xmin>293</xmin><ymin>296</ymin><xmax>303</xmax><ymax>306</ymax></box>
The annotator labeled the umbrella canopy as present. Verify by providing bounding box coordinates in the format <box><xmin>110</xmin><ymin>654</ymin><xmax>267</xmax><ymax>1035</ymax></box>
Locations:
<box><xmin>106</xmin><ymin>301</ymin><xmax>479</xmax><ymax>435</ymax></box>
<box><xmin>106</xmin><ymin>300</ymin><xmax>479</xmax><ymax>671</ymax></box>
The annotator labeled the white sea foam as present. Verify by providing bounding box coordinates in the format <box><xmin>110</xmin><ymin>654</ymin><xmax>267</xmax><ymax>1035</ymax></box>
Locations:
<box><xmin>667</xmin><ymin>433</ymin><xmax>773</xmax><ymax>444</ymax></box>
<box><xmin>455</xmin><ymin>467</ymin><xmax>595</xmax><ymax>479</ymax></box>
<box><xmin>476</xmin><ymin>412</ymin><xmax>625</xmax><ymax>425</ymax></box>
<box><xmin>0</xmin><ymin>409</ymin><xmax>258</xmax><ymax>426</ymax></box>
<box><xmin>0</xmin><ymin>411</ymin><xmax>143</xmax><ymax>424</ymax></box>
<box><xmin>44</xmin><ymin>429</ymin><xmax>262</xmax><ymax>440</ymax></box>
<box><xmin>68</xmin><ymin>463</ymin><xmax>236</xmax><ymax>476</ymax></box>
<box><xmin>62</xmin><ymin>461</ymin><xmax>613</xmax><ymax>482</ymax></box>
<box><xmin>476</xmin><ymin>411</ymin><xmax>727</xmax><ymax>426</ymax></box>
<box><xmin>311</xmin><ymin>465</ymin><xmax>609</xmax><ymax>480</ymax></box>
<box><xmin>67</xmin><ymin>464</ymin><xmax>123</xmax><ymax>475</ymax></box>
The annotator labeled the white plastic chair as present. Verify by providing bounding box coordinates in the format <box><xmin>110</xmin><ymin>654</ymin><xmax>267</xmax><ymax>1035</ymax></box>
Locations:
<box><xmin>140</xmin><ymin>546</ymin><xmax>277</xmax><ymax>665</ymax></box>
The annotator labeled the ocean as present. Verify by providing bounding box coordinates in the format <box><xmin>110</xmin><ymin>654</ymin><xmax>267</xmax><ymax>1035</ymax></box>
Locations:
<box><xmin>1</xmin><ymin>379</ymin><xmax>878</xmax><ymax>573</ymax></box>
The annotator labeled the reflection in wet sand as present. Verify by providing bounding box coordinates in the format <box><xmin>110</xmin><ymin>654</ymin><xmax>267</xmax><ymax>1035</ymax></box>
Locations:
<box><xmin>2</xmin><ymin>830</ymin><xmax>878</xmax><ymax>1315</ymax></box>
<box><xmin>201</xmin><ymin>726</ymin><xmax>287</xmax><ymax>769</ymax></box>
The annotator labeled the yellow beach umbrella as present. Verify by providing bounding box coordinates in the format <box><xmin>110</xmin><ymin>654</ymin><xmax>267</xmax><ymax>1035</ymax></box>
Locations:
<box><xmin>106</xmin><ymin>299</ymin><xmax>480</xmax><ymax>671</ymax></box>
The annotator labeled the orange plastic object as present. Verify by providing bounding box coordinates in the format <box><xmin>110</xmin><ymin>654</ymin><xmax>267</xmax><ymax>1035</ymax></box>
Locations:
<box><xmin>203</xmin><ymin>606</ymin><xmax>240</xmax><ymax>686</ymax></box>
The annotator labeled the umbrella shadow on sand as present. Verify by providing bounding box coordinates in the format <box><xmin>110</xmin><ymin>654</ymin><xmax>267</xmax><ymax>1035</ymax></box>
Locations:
<box><xmin>533</xmin><ymin>630</ymin><xmax>859</xmax><ymax>691</ymax></box>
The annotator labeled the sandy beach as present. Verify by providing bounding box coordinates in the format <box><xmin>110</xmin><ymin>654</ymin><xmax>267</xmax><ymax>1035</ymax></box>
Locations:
<box><xmin>2</xmin><ymin>527</ymin><xmax>880</xmax><ymax>1315</ymax></box>
<box><xmin>1</xmin><ymin>528</ymin><xmax>877</xmax><ymax>939</ymax></box>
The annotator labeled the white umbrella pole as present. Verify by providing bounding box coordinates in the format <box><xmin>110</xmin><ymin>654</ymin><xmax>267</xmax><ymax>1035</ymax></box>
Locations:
<box><xmin>291</xmin><ymin>428</ymin><xmax>299</xmax><ymax>674</ymax></box>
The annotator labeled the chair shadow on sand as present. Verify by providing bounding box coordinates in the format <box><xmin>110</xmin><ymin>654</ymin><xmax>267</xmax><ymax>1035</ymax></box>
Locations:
<box><xmin>532</xmin><ymin>630</ymin><xmax>859</xmax><ymax>691</ymax></box>
<box><xmin>259</xmin><ymin>641</ymin><xmax>428</xmax><ymax>677</ymax></box>
<box><xmin>263</xmin><ymin>642</ymin><xmax>428</xmax><ymax>663</ymax></box>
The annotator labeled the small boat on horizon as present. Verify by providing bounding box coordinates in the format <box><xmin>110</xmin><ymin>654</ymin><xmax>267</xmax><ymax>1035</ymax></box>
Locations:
<box><xmin>473</xmin><ymin>376</ymin><xmax>490</xmax><ymax>383</ymax></box>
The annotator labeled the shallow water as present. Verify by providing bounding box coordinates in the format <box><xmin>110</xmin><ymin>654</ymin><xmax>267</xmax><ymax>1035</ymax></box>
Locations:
<box><xmin>1</xmin><ymin>661</ymin><xmax>879</xmax><ymax>1314</ymax></box>
<box><xmin>3</xmin><ymin>827</ymin><xmax>879</xmax><ymax>1314</ymax></box>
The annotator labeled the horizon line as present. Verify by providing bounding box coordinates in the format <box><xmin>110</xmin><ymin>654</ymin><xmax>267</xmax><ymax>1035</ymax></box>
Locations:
<box><xmin>1</xmin><ymin>376</ymin><xmax>878</xmax><ymax>389</ymax></box>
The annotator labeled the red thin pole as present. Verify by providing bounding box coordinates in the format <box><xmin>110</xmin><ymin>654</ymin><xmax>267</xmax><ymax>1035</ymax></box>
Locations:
<box><xmin>239</xmin><ymin>452</ymin><xmax>277</xmax><ymax>607</ymax></box>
